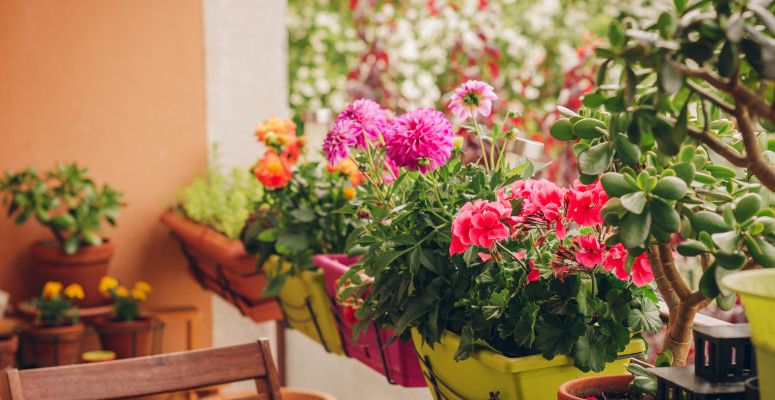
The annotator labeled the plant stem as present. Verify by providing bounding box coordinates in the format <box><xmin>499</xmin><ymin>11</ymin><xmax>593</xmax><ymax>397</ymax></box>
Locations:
<box><xmin>470</xmin><ymin>110</ymin><xmax>491</xmax><ymax>172</ymax></box>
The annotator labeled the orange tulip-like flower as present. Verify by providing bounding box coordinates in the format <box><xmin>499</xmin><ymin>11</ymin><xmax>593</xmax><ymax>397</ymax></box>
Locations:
<box><xmin>253</xmin><ymin>149</ymin><xmax>293</xmax><ymax>189</ymax></box>
<box><xmin>254</xmin><ymin>116</ymin><xmax>297</xmax><ymax>142</ymax></box>
<box><xmin>64</xmin><ymin>284</ymin><xmax>84</xmax><ymax>299</ymax></box>
<box><xmin>42</xmin><ymin>281</ymin><xmax>63</xmax><ymax>299</ymax></box>
<box><xmin>99</xmin><ymin>276</ymin><xmax>119</xmax><ymax>294</ymax></box>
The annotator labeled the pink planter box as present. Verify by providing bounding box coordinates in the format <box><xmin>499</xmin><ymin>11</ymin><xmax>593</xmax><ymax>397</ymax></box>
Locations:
<box><xmin>314</xmin><ymin>254</ymin><xmax>426</xmax><ymax>388</ymax></box>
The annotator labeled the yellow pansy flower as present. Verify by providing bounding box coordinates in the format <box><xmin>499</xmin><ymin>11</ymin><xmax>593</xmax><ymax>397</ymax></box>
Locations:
<box><xmin>99</xmin><ymin>276</ymin><xmax>119</xmax><ymax>294</ymax></box>
<box><xmin>63</xmin><ymin>284</ymin><xmax>84</xmax><ymax>299</ymax></box>
<box><xmin>42</xmin><ymin>282</ymin><xmax>63</xmax><ymax>299</ymax></box>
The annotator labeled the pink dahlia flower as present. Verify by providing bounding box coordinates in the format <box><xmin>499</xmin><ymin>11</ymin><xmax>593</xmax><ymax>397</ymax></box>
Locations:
<box><xmin>448</xmin><ymin>80</ymin><xmax>498</xmax><ymax>121</ymax></box>
<box><xmin>575</xmin><ymin>234</ymin><xmax>604</xmax><ymax>269</ymax></box>
<box><xmin>385</xmin><ymin>108</ymin><xmax>454</xmax><ymax>173</ymax></box>
<box><xmin>450</xmin><ymin>199</ymin><xmax>512</xmax><ymax>255</ymax></box>
<box><xmin>632</xmin><ymin>254</ymin><xmax>654</xmax><ymax>287</ymax></box>
<box><xmin>336</xmin><ymin>99</ymin><xmax>389</xmax><ymax>149</ymax></box>
<box><xmin>603</xmin><ymin>243</ymin><xmax>630</xmax><ymax>281</ymax></box>
<box><xmin>323</xmin><ymin>119</ymin><xmax>359</xmax><ymax>165</ymax></box>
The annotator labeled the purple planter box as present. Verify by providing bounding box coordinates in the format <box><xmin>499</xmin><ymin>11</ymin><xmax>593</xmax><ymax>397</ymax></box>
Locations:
<box><xmin>314</xmin><ymin>254</ymin><xmax>426</xmax><ymax>388</ymax></box>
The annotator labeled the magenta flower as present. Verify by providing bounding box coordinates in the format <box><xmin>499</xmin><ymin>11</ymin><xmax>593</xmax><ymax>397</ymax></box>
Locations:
<box><xmin>527</xmin><ymin>260</ymin><xmax>540</xmax><ymax>282</ymax></box>
<box><xmin>385</xmin><ymin>108</ymin><xmax>454</xmax><ymax>173</ymax></box>
<box><xmin>323</xmin><ymin>119</ymin><xmax>359</xmax><ymax>165</ymax></box>
<box><xmin>448</xmin><ymin>80</ymin><xmax>498</xmax><ymax>121</ymax></box>
<box><xmin>603</xmin><ymin>243</ymin><xmax>630</xmax><ymax>281</ymax></box>
<box><xmin>567</xmin><ymin>180</ymin><xmax>608</xmax><ymax>226</ymax></box>
<box><xmin>336</xmin><ymin>99</ymin><xmax>389</xmax><ymax>149</ymax></box>
<box><xmin>450</xmin><ymin>199</ymin><xmax>512</xmax><ymax>255</ymax></box>
<box><xmin>575</xmin><ymin>234</ymin><xmax>604</xmax><ymax>269</ymax></box>
<box><xmin>632</xmin><ymin>254</ymin><xmax>654</xmax><ymax>287</ymax></box>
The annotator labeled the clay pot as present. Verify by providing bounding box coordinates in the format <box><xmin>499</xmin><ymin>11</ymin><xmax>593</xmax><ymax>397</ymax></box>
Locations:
<box><xmin>200</xmin><ymin>388</ymin><xmax>337</xmax><ymax>400</ymax></box>
<box><xmin>94</xmin><ymin>317</ymin><xmax>154</xmax><ymax>359</ymax></box>
<box><xmin>20</xmin><ymin>322</ymin><xmax>84</xmax><ymax>367</ymax></box>
<box><xmin>558</xmin><ymin>374</ymin><xmax>643</xmax><ymax>400</ymax></box>
<box><xmin>30</xmin><ymin>240</ymin><xmax>115</xmax><ymax>307</ymax></box>
<box><xmin>0</xmin><ymin>333</ymin><xmax>18</xmax><ymax>370</ymax></box>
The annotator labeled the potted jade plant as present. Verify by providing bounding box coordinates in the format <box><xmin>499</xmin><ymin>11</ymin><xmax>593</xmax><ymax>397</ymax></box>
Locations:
<box><xmin>324</xmin><ymin>82</ymin><xmax>660</xmax><ymax>399</ymax></box>
<box><xmin>94</xmin><ymin>276</ymin><xmax>154</xmax><ymax>359</ymax></box>
<box><xmin>20</xmin><ymin>281</ymin><xmax>85</xmax><ymax>367</ymax></box>
<box><xmin>240</xmin><ymin>115</ymin><xmax>359</xmax><ymax>354</ymax></box>
<box><xmin>0</xmin><ymin>163</ymin><xmax>124</xmax><ymax>307</ymax></box>
<box><xmin>546</xmin><ymin>0</ymin><xmax>775</xmax><ymax>396</ymax></box>
<box><xmin>160</xmin><ymin>145</ymin><xmax>281</xmax><ymax>323</ymax></box>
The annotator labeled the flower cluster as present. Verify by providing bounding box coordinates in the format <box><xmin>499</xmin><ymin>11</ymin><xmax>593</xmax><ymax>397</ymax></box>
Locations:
<box><xmin>34</xmin><ymin>281</ymin><xmax>83</xmax><ymax>326</ymax></box>
<box><xmin>451</xmin><ymin>179</ymin><xmax>653</xmax><ymax>287</ymax></box>
<box><xmin>100</xmin><ymin>276</ymin><xmax>152</xmax><ymax>322</ymax></box>
<box><xmin>252</xmin><ymin>116</ymin><xmax>304</xmax><ymax>189</ymax></box>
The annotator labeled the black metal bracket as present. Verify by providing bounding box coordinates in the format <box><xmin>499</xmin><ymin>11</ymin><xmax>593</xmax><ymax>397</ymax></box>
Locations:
<box><xmin>411</xmin><ymin>345</ymin><xmax>500</xmax><ymax>400</ymax></box>
<box><xmin>274</xmin><ymin>296</ymin><xmax>332</xmax><ymax>354</ymax></box>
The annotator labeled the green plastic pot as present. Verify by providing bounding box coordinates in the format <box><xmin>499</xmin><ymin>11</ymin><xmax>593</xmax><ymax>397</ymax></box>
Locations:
<box><xmin>266</xmin><ymin>258</ymin><xmax>343</xmax><ymax>355</ymax></box>
<box><xmin>411</xmin><ymin>328</ymin><xmax>645</xmax><ymax>400</ymax></box>
<box><xmin>722</xmin><ymin>269</ymin><xmax>775</xmax><ymax>399</ymax></box>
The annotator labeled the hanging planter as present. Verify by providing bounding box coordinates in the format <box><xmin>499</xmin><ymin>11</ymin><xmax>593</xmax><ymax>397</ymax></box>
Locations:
<box><xmin>722</xmin><ymin>269</ymin><xmax>775</xmax><ymax>400</ymax></box>
<box><xmin>160</xmin><ymin>211</ymin><xmax>283</xmax><ymax>323</ymax></box>
<box><xmin>412</xmin><ymin>329</ymin><xmax>646</xmax><ymax>400</ymax></box>
<box><xmin>265</xmin><ymin>259</ymin><xmax>343</xmax><ymax>355</ymax></box>
<box><xmin>315</xmin><ymin>254</ymin><xmax>425</xmax><ymax>387</ymax></box>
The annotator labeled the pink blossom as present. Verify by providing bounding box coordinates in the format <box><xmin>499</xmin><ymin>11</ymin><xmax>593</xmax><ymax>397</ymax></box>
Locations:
<box><xmin>323</xmin><ymin>119</ymin><xmax>359</xmax><ymax>165</ymax></box>
<box><xmin>450</xmin><ymin>199</ymin><xmax>513</xmax><ymax>255</ymax></box>
<box><xmin>568</xmin><ymin>180</ymin><xmax>608</xmax><ymax>226</ymax></box>
<box><xmin>380</xmin><ymin>156</ymin><xmax>400</xmax><ymax>184</ymax></box>
<box><xmin>603</xmin><ymin>243</ymin><xmax>630</xmax><ymax>281</ymax></box>
<box><xmin>527</xmin><ymin>260</ymin><xmax>540</xmax><ymax>282</ymax></box>
<box><xmin>478</xmin><ymin>252</ymin><xmax>492</xmax><ymax>261</ymax></box>
<box><xmin>336</xmin><ymin>99</ymin><xmax>389</xmax><ymax>149</ymax></box>
<box><xmin>632</xmin><ymin>254</ymin><xmax>654</xmax><ymax>287</ymax></box>
<box><xmin>575</xmin><ymin>234</ymin><xmax>604</xmax><ymax>268</ymax></box>
<box><xmin>385</xmin><ymin>108</ymin><xmax>454</xmax><ymax>173</ymax></box>
<box><xmin>448</xmin><ymin>80</ymin><xmax>498</xmax><ymax>121</ymax></box>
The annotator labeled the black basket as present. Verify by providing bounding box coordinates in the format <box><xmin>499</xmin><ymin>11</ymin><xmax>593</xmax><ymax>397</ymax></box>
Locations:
<box><xmin>694</xmin><ymin>324</ymin><xmax>756</xmax><ymax>383</ymax></box>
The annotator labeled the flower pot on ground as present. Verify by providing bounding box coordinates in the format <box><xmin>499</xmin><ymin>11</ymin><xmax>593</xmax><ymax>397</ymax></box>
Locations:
<box><xmin>20</xmin><ymin>322</ymin><xmax>84</xmax><ymax>368</ymax></box>
<box><xmin>0</xmin><ymin>163</ymin><xmax>124</xmax><ymax>308</ymax></box>
<box><xmin>413</xmin><ymin>329</ymin><xmax>646</xmax><ymax>400</ymax></box>
<box><xmin>96</xmin><ymin>277</ymin><xmax>158</xmax><ymax>359</ymax></box>
<box><xmin>723</xmin><ymin>269</ymin><xmax>775</xmax><ymax>399</ymax></box>
<box><xmin>315</xmin><ymin>254</ymin><xmax>425</xmax><ymax>387</ymax></box>
<box><xmin>558</xmin><ymin>375</ymin><xmax>651</xmax><ymax>400</ymax></box>
<box><xmin>0</xmin><ymin>333</ymin><xmax>18</xmax><ymax>370</ymax></box>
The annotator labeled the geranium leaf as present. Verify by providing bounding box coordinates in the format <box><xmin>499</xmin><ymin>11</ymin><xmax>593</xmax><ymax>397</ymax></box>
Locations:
<box><xmin>535</xmin><ymin>314</ymin><xmax>586</xmax><ymax>360</ymax></box>
<box><xmin>627</xmin><ymin>299</ymin><xmax>662</xmax><ymax>333</ymax></box>
<box><xmin>513</xmin><ymin>303</ymin><xmax>540</xmax><ymax>348</ymax></box>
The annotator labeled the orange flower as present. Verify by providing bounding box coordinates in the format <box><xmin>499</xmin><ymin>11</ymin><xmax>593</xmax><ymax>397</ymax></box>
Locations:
<box><xmin>42</xmin><ymin>282</ymin><xmax>63</xmax><ymax>299</ymax></box>
<box><xmin>253</xmin><ymin>150</ymin><xmax>292</xmax><ymax>189</ymax></box>
<box><xmin>280</xmin><ymin>135</ymin><xmax>303</xmax><ymax>165</ymax></box>
<box><xmin>327</xmin><ymin>158</ymin><xmax>365</xmax><ymax>187</ymax></box>
<box><xmin>343</xmin><ymin>188</ymin><xmax>356</xmax><ymax>199</ymax></box>
<box><xmin>63</xmin><ymin>284</ymin><xmax>84</xmax><ymax>300</ymax></box>
<box><xmin>254</xmin><ymin>116</ymin><xmax>297</xmax><ymax>142</ymax></box>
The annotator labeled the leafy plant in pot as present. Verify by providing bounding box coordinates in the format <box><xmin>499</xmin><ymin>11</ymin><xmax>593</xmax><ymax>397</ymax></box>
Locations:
<box><xmin>0</xmin><ymin>163</ymin><xmax>125</xmax><ymax>307</ymax></box>
<box><xmin>547</xmin><ymin>0</ymin><xmax>775</xmax><ymax>373</ymax></box>
<box><xmin>325</xmin><ymin>82</ymin><xmax>661</xmax><ymax>399</ymax></box>
<box><xmin>240</xmin><ymin>116</ymin><xmax>360</xmax><ymax>352</ymax></box>
<box><xmin>21</xmin><ymin>281</ymin><xmax>84</xmax><ymax>367</ymax></box>
<box><xmin>94</xmin><ymin>277</ymin><xmax>154</xmax><ymax>359</ymax></box>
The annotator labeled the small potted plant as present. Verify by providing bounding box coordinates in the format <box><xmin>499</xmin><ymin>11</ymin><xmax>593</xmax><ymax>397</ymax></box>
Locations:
<box><xmin>240</xmin><ymin>115</ymin><xmax>360</xmax><ymax>354</ymax></box>
<box><xmin>20</xmin><ymin>281</ymin><xmax>84</xmax><ymax>367</ymax></box>
<box><xmin>0</xmin><ymin>163</ymin><xmax>125</xmax><ymax>307</ymax></box>
<box><xmin>93</xmin><ymin>276</ymin><xmax>154</xmax><ymax>359</ymax></box>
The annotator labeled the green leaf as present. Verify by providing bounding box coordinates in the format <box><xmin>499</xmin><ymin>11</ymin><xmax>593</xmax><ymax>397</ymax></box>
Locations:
<box><xmin>649</xmin><ymin>197</ymin><xmax>681</xmax><ymax>233</ymax></box>
<box><xmin>705</xmin><ymin>165</ymin><xmax>736</xmax><ymax>179</ymax></box>
<box><xmin>711</xmin><ymin>231</ymin><xmax>740</xmax><ymax>254</ymax></box>
<box><xmin>627</xmin><ymin>300</ymin><xmax>662</xmax><ymax>333</ymax></box>
<box><xmin>290</xmin><ymin>206</ymin><xmax>316</xmax><ymax>222</ymax></box>
<box><xmin>699</xmin><ymin>262</ymin><xmax>721</xmax><ymax>299</ymax></box>
<box><xmin>601</xmin><ymin>173</ymin><xmax>640</xmax><ymax>197</ymax></box>
<box><xmin>257</xmin><ymin>228</ymin><xmax>279</xmax><ymax>242</ymax></box>
<box><xmin>677</xmin><ymin>240</ymin><xmax>711</xmax><ymax>256</ymax></box>
<box><xmin>578</xmin><ymin>142</ymin><xmax>615</xmax><ymax>176</ymax></box>
<box><xmin>615</xmin><ymin>133</ymin><xmax>642</xmax><ymax>165</ymax></box>
<box><xmin>669</xmin><ymin>162</ymin><xmax>696</xmax><ymax>185</ymax></box>
<box><xmin>692</xmin><ymin>211</ymin><xmax>732</xmax><ymax>234</ymax></box>
<box><xmin>373</xmin><ymin>248</ymin><xmax>412</xmax><ymax>271</ymax></box>
<box><xmin>534</xmin><ymin>314</ymin><xmax>586</xmax><ymax>360</ymax></box>
<box><xmin>734</xmin><ymin>193</ymin><xmax>763</xmax><ymax>222</ymax></box>
<box><xmin>655</xmin><ymin>350</ymin><xmax>673</xmax><ymax>367</ymax></box>
<box><xmin>653</xmin><ymin>117</ymin><xmax>680</xmax><ymax>156</ymax></box>
<box><xmin>659</xmin><ymin>59</ymin><xmax>683</xmax><ymax>95</ymax></box>
<box><xmin>619</xmin><ymin>211</ymin><xmax>651</xmax><ymax>248</ymax></box>
<box><xmin>608</xmin><ymin>20</ymin><xmax>625</xmax><ymax>47</ymax></box>
<box><xmin>260</xmin><ymin>273</ymin><xmax>289</xmax><ymax>297</ymax></box>
<box><xmin>276</xmin><ymin>230</ymin><xmax>309</xmax><ymax>252</ymax></box>
<box><xmin>603</xmin><ymin>289</ymin><xmax>631</xmax><ymax>323</ymax></box>
<box><xmin>572</xmin><ymin>327</ymin><xmax>619</xmax><ymax>373</ymax></box>
<box><xmin>63</xmin><ymin>234</ymin><xmax>80</xmax><ymax>255</ymax></box>
<box><xmin>395</xmin><ymin>301</ymin><xmax>430</xmax><ymax>340</ymax></box>
<box><xmin>550</xmin><ymin>119</ymin><xmax>575</xmax><ymax>141</ymax></box>
<box><xmin>81</xmin><ymin>230</ymin><xmax>103</xmax><ymax>246</ymax></box>
<box><xmin>572</xmin><ymin>118</ymin><xmax>606</xmax><ymax>140</ymax></box>
<box><xmin>454</xmin><ymin>325</ymin><xmax>476</xmax><ymax>362</ymax></box>
<box><xmin>715</xmin><ymin>251</ymin><xmax>747</xmax><ymax>270</ymax></box>
<box><xmin>513</xmin><ymin>303</ymin><xmax>540</xmax><ymax>348</ymax></box>
<box><xmin>621</xmin><ymin>192</ymin><xmax>647</xmax><ymax>214</ymax></box>
<box><xmin>744</xmin><ymin>235</ymin><xmax>775</xmax><ymax>267</ymax></box>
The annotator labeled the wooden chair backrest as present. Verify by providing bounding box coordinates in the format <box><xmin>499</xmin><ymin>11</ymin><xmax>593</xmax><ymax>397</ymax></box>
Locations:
<box><xmin>0</xmin><ymin>340</ymin><xmax>282</xmax><ymax>400</ymax></box>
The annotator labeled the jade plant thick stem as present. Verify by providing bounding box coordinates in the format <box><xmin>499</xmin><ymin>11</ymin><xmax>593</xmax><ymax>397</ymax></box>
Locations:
<box><xmin>551</xmin><ymin>0</ymin><xmax>775</xmax><ymax>366</ymax></box>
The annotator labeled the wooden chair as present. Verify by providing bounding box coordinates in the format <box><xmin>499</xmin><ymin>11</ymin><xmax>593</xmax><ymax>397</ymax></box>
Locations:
<box><xmin>0</xmin><ymin>340</ymin><xmax>282</xmax><ymax>400</ymax></box>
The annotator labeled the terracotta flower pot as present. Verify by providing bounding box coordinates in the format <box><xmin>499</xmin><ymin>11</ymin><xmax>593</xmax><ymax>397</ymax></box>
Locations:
<box><xmin>94</xmin><ymin>317</ymin><xmax>154</xmax><ymax>359</ymax></box>
<box><xmin>30</xmin><ymin>239</ymin><xmax>115</xmax><ymax>307</ymax></box>
<box><xmin>0</xmin><ymin>333</ymin><xmax>18</xmax><ymax>370</ymax></box>
<box><xmin>20</xmin><ymin>322</ymin><xmax>84</xmax><ymax>367</ymax></box>
<box><xmin>558</xmin><ymin>374</ymin><xmax>647</xmax><ymax>400</ymax></box>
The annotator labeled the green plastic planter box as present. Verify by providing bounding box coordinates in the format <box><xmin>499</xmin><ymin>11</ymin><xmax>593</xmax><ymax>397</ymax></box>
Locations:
<box><xmin>723</xmin><ymin>269</ymin><xmax>775</xmax><ymax>400</ymax></box>
<box><xmin>411</xmin><ymin>328</ymin><xmax>645</xmax><ymax>400</ymax></box>
<box><xmin>266</xmin><ymin>259</ymin><xmax>343</xmax><ymax>355</ymax></box>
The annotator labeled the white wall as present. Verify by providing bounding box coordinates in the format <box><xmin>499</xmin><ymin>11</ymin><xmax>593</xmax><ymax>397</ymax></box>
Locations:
<box><xmin>201</xmin><ymin>1</ymin><xmax>431</xmax><ymax>399</ymax></box>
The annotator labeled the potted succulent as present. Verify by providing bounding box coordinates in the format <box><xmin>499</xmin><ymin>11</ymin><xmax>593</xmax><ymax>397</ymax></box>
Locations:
<box><xmin>94</xmin><ymin>276</ymin><xmax>155</xmax><ymax>359</ymax></box>
<box><xmin>0</xmin><ymin>163</ymin><xmax>124</xmax><ymax>307</ymax></box>
<box><xmin>323</xmin><ymin>82</ymin><xmax>659</xmax><ymax>399</ymax></box>
<box><xmin>20</xmin><ymin>281</ymin><xmax>85</xmax><ymax>367</ymax></box>
<box><xmin>545</xmin><ymin>0</ymin><xmax>775</xmax><ymax>389</ymax></box>
<box><xmin>240</xmin><ymin>115</ymin><xmax>360</xmax><ymax>354</ymax></box>
<box><xmin>160</xmin><ymin>148</ymin><xmax>281</xmax><ymax>323</ymax></box>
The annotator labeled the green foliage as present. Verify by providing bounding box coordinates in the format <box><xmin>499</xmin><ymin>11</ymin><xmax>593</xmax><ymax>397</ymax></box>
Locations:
<box><xmin>0</xmin><ymin>163</ymin><xmax>124</xmax><ymax>255</ymax></box>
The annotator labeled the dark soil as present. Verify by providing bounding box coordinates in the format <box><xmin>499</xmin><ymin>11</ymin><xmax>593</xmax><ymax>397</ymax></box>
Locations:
<box><xmin>576</xmin><ymin>391</ymin><xmax>654</xmax><ymax>400</ymax></box>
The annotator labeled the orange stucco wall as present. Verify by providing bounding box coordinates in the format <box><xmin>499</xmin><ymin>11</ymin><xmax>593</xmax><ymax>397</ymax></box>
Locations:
<box><xmin>0</xmin><ymin>1</ymin><xmax>212</xmax><ymax>349</ymax></box>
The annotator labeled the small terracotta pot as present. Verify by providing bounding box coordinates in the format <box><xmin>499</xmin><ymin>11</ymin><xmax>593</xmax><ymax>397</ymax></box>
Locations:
<box><xmin>558</xmin><ymin>374</ymin><xmax>638</xmax><ymax>400</ymax></box>
<box><xmin>0</xmin><ymin>333</ymin><xmax>18</xmax><ymax>370</ymax></box>
<box><xmin>30</xmin><ymin>239</ymin><xmax>115</xmax><ymax>307</ymax></box>
<box><xmin>94</xmin><ymin>317</ymin><xmax>154</xmax><ymax>359</ymax></box>
<box><xmin>20</xmin><ymin>322</ymin><xmax>84</xmax><ymax>367</ymax></box>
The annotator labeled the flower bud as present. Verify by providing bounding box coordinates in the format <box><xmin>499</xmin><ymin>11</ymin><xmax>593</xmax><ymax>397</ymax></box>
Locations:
<box><xmin>506</xmin><ymin>128</ymin><xmax>519</xmax><ymax>140</ymax></box>
<box><xmin>453</xmin><ymin>136</ymin><xmax>465</xmax><ymax>151</ymax></box>
<box><xmin>356</xmin><ymin>207</ymin><xmax>371</xmax><ymax>219</ymax></box>
<box><xmin>507</xmin><ymin>109</ymin><xmax>522</xmax><ymax>119</ymax></box>
<box><xmin>417</xmin><ymin>158</ymin><xmax>431</xmax><ymax>167</ymax></box>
